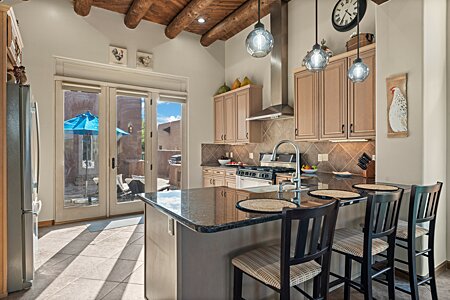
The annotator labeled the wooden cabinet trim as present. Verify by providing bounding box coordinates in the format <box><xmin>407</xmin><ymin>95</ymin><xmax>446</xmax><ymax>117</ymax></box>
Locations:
<box><xmin>294</xmin><ymin>70</ymin><xmax>319</xmax><ymax>141</ymax></box>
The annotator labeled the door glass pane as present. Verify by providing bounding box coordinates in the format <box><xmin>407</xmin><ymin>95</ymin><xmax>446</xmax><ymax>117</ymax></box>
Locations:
<box><xmin>116</xmin><ymin>95</ymin><xmax>146</xmax><ymax>203</ymax></box>
<box><xmin>63</xmin><ymin>90</ymin><xmax>100</xmax><ymax>208</ymax></box>
<box><xmin>157</xmin><ymin>100</ymin><xmax>182</xmax><ymax>190</ymax></box>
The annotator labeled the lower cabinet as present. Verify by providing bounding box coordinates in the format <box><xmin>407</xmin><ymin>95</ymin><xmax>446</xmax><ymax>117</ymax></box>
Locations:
<box><xmin>202</xmin><ymin>167</ymin><xmax>236</xmax><ymax>188</ymax></box>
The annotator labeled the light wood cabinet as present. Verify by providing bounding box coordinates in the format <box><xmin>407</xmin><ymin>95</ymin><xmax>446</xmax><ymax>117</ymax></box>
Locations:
<box><xmin>202</xmin><ymin>167</ymin><xmax>236</xmax><ymax>188</ymax></box>
<box><xmin>294</xmin><ymin>44</ymin><xmax>376</xmax><ymax>141</ymax></box>
<box><xmin>320</xmin><ymin>58</ymin><xmax>348</xmax><ymax>140</ymax></box>
<box><xmin>348</xmin><ymin>49</ymin><xmax>376</xmax><ymax>139</ymax></box>
<box><xmin>213</xmin><ymin>85</ymin><xmax>262</xmax><ymax>144</ymax></box>
<box><xmin>294</xmin><ymin>70</ymin><xmax>319</xmax><ymax>140</ymax></box>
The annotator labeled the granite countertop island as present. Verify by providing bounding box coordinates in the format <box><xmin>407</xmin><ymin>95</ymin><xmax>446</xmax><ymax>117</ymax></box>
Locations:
<box><xmin>138</xmin><ymin>173</ymin><xmax>404</xmax><ymax>300</ymax></box>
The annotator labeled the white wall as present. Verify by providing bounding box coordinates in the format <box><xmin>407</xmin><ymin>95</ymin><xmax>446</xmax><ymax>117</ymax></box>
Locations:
<box><xmin>225</xmin><ymin>0</ymin><xmax>376</xmax><ymax>109</ymax></box>
<box><xmin>447</xmin><ymin>0</ymin><xmax>450</xmax><ymax>260</ymax></box>
<box><xmin>12</xmin><ymin>0</ymin><xmax>225</xmax><ymax>221</ymax></box>
<box><xmin>376</xmin><ymin>0</ymin><xmax>447</xmax><ymax>265</ymax></box>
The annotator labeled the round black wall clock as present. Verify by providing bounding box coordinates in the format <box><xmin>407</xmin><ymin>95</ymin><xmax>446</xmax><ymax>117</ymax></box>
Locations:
<box><xmin>332</xmin><ymin>0</ymin><xmax>367</xmax><ymax>32</ymax></box>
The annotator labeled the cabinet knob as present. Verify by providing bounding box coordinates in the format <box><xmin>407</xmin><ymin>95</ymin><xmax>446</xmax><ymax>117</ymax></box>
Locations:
<box><xmin>224</xmin><ymin>134</ymin><xmax>227</xmax><ymax>140</ymax></box>
<box><xmin>221</xmin><ymin>134</ymin><xmax>224</xmax><ymax>140</ymax></box>
<box><xmin>350</xmin><ymin>124</ymin><xmax>354</xmax><ymax>133</ymax></box>
<box><xmin>246</xmin><ymin>132</ymin><xmax>249</xmax><ymax>139</ymax></box>
<box><xmin>295</xmin><ymin>128</ymin><xmax>298</xmax><ymax>135</ymax></box>
<box><xmin>342</xmin><ymin>124</ymin><xmax>345</xmax><ymax>133</ymax></box>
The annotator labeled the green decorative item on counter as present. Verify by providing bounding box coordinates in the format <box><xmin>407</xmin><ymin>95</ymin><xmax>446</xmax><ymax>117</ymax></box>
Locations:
<box><xmin>231</xmin><ymin>78</ymin><xmax>241</xmax><ymax>90</ymax></box>
<box><xmin>215</xmin><ymin>83</ymin><xmax>231</xmax><ymax>95</ymax></box>
<box><xmin>240</xmin><ymin>76</ymin><xmax>252</xmax><ymax>87</ymax></box>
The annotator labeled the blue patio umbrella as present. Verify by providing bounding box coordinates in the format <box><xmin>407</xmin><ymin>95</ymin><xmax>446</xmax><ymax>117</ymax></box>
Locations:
<box><xmin>64</xmin><ymin>111</ymin><xmax>129</xmax><ymax>198</ymax></box>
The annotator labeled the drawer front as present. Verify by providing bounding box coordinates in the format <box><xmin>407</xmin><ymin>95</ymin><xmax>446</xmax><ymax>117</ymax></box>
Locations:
<box><xmin>225</xmin><ymin>169</ymin><xmax>237</xmax><ymax>177</ymax></box>
<box><xmin>212</xmin><ymin>169</ymin><xmax>225</xmax><ymax>176</ymax></box>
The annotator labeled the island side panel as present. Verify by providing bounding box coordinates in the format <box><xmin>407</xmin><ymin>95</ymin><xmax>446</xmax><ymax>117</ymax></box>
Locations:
<box><xmin>178</xmin><ymin>220</ymin><xmax>285</xmax><ymax>300</ymax></box>
<box><xmin>145</xmin><ymin>204</ymin><xmax>178</xmax><ymax>300</ymax></box>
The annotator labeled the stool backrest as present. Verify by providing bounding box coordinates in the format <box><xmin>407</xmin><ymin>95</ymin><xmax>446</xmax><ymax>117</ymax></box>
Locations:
<box><xmin>363</xmin><ymin>190</ymin><xmax>403</xmax><ymax>256</ymax></box>
<box><xmin>280</xmin><ymin>200</ymin><xmax>340</xmax><ymax>292</ymax></box>
<box><xmin>409</xmin><ymin>182</ymin><xmax>443</xmax><ymax>229</ymax></box>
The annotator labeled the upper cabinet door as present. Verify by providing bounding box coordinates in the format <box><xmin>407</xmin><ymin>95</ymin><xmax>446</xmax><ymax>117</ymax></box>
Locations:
<box><xmin>295</xmin><ymin>70</ymin><xmax>319</xmax><ymax>141</ymax></box>
<box><xmin>320</xmin><ymin>59</ymin><xmax>348</xmax><ymax>140</ymax></box>
<box><xmin>214</xmin><ymin>96</ymin><xmax>224</xmax><ymax>143</ymax></box>
<box><xmin>348</xmin><ymin>49</ymin><xmax>376</xmax><ymax>138</ymax></box>
<box><xmin>235</xmin><ymin>91</ymin><xmax>248</xmax><ymax>142</ymax></box>
<box><xmin>223</xmin><ymin>94</ymin><xmax>236</xmax><ymax>142</ymax></box>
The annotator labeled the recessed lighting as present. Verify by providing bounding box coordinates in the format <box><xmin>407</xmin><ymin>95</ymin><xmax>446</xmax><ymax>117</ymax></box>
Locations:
<box><xmin>197</xmin><ymin>17</ymin><xmax>206</xmax><ymax>24</ymax></box>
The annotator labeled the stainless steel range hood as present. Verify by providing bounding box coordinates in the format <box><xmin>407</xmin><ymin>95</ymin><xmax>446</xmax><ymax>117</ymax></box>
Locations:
<box><xmin>247</xmin><ymin>0</ymin><xmax>294</xmax><ymax>121</ymax></box>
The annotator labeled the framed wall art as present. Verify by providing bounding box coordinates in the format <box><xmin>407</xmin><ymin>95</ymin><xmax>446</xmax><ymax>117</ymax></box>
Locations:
<box><xmin>386</xmin><ymin>73</ymin><xmax>408</xmax><ymax>138</ymax></box>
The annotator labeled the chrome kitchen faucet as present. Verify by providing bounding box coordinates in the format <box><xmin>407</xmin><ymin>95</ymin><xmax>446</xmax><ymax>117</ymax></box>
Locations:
<box><xmin>271</xmin><ymin>140</ymin><xmax>302</xmax><ymax>201</ymax></box>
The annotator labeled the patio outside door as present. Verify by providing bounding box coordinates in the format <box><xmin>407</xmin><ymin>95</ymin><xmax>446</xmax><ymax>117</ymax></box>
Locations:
<box><xmin>108</xmin><ymin>88</ymin><xmax>150</xmax><ymax>216</ymax></box>
<box><xmin>55</xmin><ymin>82</ymin><xmax>108</xmax><ymax>223</ymax></box>
<box><xmin>56</xmin><ymin>83</ymin><xmax>152</xmax><ymax>222</ymax></box>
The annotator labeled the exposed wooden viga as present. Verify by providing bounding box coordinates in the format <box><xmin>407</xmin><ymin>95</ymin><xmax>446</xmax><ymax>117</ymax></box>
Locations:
<box><xmin>200</xmin><ymin>0</ymin><xmax>276</xmax><ymax>47</ymax></box>
<box><xmin>74</xmin><ymin>0</ymin><xmax>93</xmax><ymax>17</ymax></box>
<box><xmin>165</xmin><ymin>0</ymin><xmax>215</xmax><ymax>39</ymax></box>
<box><xmin>124</xmin><ymin>0</ymin><xmax>155</xmax><ymax>29</ymax></box>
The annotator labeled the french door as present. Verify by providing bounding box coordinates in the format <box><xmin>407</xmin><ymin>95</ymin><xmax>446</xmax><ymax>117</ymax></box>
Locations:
<box><xmin>56</xmin><ymin>81</ymin><xmax>153</xmax><ymax>223</ymax></box>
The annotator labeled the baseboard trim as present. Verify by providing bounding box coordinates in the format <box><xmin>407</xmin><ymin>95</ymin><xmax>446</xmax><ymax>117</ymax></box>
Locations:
<box><xmin>38</xmin><ymin>220</ymin><xmax>54</xmax><ymax>228</ymax></box>
<box><xmin>435</xmin><ymin>260</ymin><xmax>447</xmax><ymax>276</ymax></box>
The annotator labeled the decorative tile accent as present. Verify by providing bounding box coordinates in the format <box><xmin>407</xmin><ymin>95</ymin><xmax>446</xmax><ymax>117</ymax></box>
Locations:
<box><xmin>201</xmin><ymin>120</ymin><xmax>375</xmax><ymax>175</ymax></box>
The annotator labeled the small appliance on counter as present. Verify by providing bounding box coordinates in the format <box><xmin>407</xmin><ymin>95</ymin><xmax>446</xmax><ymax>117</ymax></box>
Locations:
<box><xmin>357</xmin><ymin>152</ymin><xmax>375</xmax><ymax>178</ymax></box>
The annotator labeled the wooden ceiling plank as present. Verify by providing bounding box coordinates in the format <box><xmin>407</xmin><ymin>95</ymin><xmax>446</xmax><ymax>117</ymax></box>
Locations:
<box><xmin>124</xmin><ymin>0</ymin><xmax>155</xmax><ymax>29</ymax></box>
<box><xmin>200</xmin><ymin>0</ymin><xmax>275</xmax><ymax>47</ymax></box>
<box><xmin>74</xmin><ymin>0</ymin><xmax>94</xmax><ymax>17</ymax></box>
<box><xmin>165</xmin><ymin>0</ymin><xmax>216</xmax><ymax>39</ymax></box>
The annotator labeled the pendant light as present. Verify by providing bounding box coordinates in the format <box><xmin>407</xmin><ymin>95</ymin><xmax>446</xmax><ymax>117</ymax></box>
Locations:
<box><xmin>246</xmin><ymin>0</ymin><xmax>274</xmax><ymax>58</ymax></box>
<box><xmin>348</xmin><ymin>0</ymin><xmax>370</xmax><ymax>82</ymax></box>
<box><xmin>303</xmin><ymin>0</ymin><xmax>329</xmax><ymax>72</ymax></box>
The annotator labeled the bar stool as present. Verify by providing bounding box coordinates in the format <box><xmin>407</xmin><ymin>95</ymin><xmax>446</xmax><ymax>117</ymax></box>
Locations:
<box><xmin>232</xmin><ymin>200</ymin><xmax>340</xmax><ymax>300</ymax></box>
<box><xmin>394</xmin><ymin>182</ymin><xmax>443</xmax><ymax>300</ymax></box>
<box><xmin>330</xmin><ymin>190</ymin><xmax>404</xmax><ymax>300</ymax></box>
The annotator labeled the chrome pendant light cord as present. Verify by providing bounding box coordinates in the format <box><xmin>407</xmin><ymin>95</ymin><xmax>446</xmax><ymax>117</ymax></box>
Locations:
<box><xmin>356</xmin><ymin>0</ymin><xmax>360</xmax><ymax>59</ymax></box>
<box><xmin>315</xmin><ymin>0</ymin><xmax>318</xmax><ymax>45</ymax></box>
<box><xmin>258</xmin><ymin>0</ymin><xmax>261</xmax><ymax>23</ymax></box>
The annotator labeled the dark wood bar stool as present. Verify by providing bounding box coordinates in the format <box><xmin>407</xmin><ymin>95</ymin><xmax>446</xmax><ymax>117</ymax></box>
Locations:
<box><xmin>330</xmin><ymin>190</ymin><xmax>404</xmax><ymax>300</ymax></box>
<box><xmin>232</xmin><ymin>200</ymin><xmax>340</xmax><ymax>300</ymax></box>
<box><xmin>393</xmin><ymin>182</ymin><xmax>443</xmax><ymax>300</ymax></box>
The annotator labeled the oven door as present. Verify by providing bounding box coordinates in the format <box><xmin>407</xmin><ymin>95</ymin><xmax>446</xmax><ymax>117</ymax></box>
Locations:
<box><xmin>236</xmin><ymin>176</ymin><xmax>273</xmax><ymax>189</ymax></box>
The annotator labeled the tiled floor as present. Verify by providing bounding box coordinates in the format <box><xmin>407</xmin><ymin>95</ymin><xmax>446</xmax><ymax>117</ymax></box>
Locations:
<box><xmin>6</xmin><ymin>215</ymin><xmax>145</xmax><ymax>300</ymax></box>
<box><xmin>5</xmin><ymin>214</ymin><xmax>450</xmax><ymax>300</ymax></box>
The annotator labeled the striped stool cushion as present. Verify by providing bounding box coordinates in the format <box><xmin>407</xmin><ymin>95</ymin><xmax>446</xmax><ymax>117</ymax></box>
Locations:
<box><xmin>396</xmin><ymin>220</ymin><xmax>429</xmax><ymax>240</ymax></box>
<box><xmin>232</xmin><ymin>245</ymin><xmax>322</xmax><ymax>290</ymax></box>
<box><xmin>333</xmin><ymin>228</ymin><xmax>389</xmax><ymax>257</ymax></box>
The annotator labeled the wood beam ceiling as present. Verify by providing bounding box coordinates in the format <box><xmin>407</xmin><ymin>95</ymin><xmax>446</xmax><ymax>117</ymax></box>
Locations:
<box><xmin>74</xmin><ymin>0</ymin><xmax>93</xmax><ymax>17</ymax></box>
<box><xmin>124</xmin><ymin>0</ymin><xmax>155</xmax><ymax>29</ymax></box>
<box><xmin>200</xmin><ymin>0</ymin><xmax>275</xmax><ymax>47</ymax></box>
<box><xmin>165</xmin><ymin>0</ymin><xmax>215</xmax><ymax>39</ymax></box>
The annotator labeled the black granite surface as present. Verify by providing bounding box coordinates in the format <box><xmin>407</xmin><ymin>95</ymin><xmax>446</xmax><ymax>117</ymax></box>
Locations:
<box><xmin>138</xmin><ymin>173</ymin><xmax>400</xmax><ymax>233</ymax></box>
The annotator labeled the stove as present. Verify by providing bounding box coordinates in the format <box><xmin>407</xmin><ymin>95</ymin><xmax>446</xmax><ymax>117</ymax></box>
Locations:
<box><xmin>236</xmin><ymin>166</ymin><xmax>295</xmax><ymax>189</ymax></box>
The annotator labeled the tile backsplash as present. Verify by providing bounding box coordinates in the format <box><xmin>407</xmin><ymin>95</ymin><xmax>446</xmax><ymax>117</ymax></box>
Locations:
<box><xmin>201</xmin><ymin>119</ymin><xmax>375</xmax><ymax>176</ymax></box>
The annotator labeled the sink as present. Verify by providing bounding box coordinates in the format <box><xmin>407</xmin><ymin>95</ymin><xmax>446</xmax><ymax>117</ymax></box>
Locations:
<box><xmin>241</xmin><ymin>185</ymin><xmax>309</xmax><ymax>193</ymax></box>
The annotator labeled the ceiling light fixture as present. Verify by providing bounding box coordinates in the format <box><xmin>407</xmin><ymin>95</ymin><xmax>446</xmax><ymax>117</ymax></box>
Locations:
<box><xmin>303</xmin><ymin>0</ymin><xmax>329</xmax><ymax>72</ymax></box>
<box><xmin>197</xmin><ymin>17</ymin><xmax>206</xmax><ymax>24</ymax></box>
<box><xmin>245</xmin><ymin>0</ymin><xmax>274</xmax><ymax>58</ymax></box>
<box><xmin>348</xmin><ymin>0</ymin><xmax>370</xmax><ymax>82</ymax></box>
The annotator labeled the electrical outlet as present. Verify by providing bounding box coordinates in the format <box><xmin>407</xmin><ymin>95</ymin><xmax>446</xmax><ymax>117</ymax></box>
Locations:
<box><xmin>230</xmin><ymin>152</ymin><xmax>233</xmax><ymax>158</ymax></box>
<box><xmin>372</xmin><ymin>155</ymin><xmax>376</xmax><ymax>161</ymax></box>
<box><xmin>318</xmin><ymin>154</ymin><xmax>323</xmax><ymax>162</ymax></box>
<box><xmin>322</xmin><ymin>154</ymin><xmax>329</xmax><ymax>161</ymax></box>
<box><xmin>249</xmin><ymin>152</ymin><xmax>254</xmax><ymax>159</ymax></box>
<box><xmin>225</xmin><ymin>152</ymin><xmax>229</xmax><ymax>158</ymax></box>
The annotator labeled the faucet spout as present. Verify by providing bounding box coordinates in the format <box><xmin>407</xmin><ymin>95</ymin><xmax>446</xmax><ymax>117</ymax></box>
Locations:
<box><xmin>271</xmin><ymin>140</ymin><xmax>302</xmax><ymax>201</ymax></box>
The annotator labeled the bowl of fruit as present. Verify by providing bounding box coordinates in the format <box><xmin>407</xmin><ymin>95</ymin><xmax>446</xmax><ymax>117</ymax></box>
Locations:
<box><xmin>301</xmin><ymin>165</ymin><xmax>318</xmax><ymax>174</ymax></box>
<box><xmin>218</xmin><ymin>156</ymin><xmax>231</xmax><ymax>166</ymax></box>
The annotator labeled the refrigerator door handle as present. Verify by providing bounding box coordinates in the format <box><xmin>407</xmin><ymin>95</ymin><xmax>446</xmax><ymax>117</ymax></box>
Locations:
<box><xmin>22</xmin><ymin>211</ymin><xmax>34</xmax><ymax>288</ymax></box>
<box><xmin>33</xmin><ymin>200</ymin><xmax>42</xmax><ymax>216</ymax></box>
<box><xmin>32</xmin><ymin>102</ymin><xmax>41</xmax><ymax>194</ymax></box>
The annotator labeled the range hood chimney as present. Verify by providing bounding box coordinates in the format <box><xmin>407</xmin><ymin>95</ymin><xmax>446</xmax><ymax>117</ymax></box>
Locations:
<box><xmin>247</xmin><ymin>0</ymin><xmax>294</xmax><ymax>121</ymax></box>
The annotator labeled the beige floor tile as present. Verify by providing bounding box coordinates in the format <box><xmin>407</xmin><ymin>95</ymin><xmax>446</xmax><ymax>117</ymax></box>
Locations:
<box><xmin>47</xmin><ymin>278</ymin><xmax>119</xmax><ymax>300</ymax></box>
<box><xmin>123</xmin><ymin>265</ymin><xmax>144</xmax><ymax>285</ymax></box>
<box><xmin>121</xmin><ymin>224</ymin><xmax>144</xmax><ymax>233</ymax></box>
<box><xmin>82</xmin><ymin>258</ymin><xmax>143</xmax><ymax>282</ymax></box>
<box><xmin>39</xmin><ymin>224</ymin><xmax>88</xmax><ymax>240</ymax></box>
<box><xmin>130</xmin><ymin>236</ymin><xmax>144</xmax><ymax>245</ymax></box>
<box><xmin>35</xmin><ymin>251</ymin><xmax>73</xmax><ymax>270</ymax></box>
<box><xmin>101</xmin><ymin>282</ymin><xmax>144</xmax><ymax>300</ymax></box>
<box><xmin>80</xmin><ymin>243</ymin><xmax>128</xmax><ymax>258</ymax></box>
<box><xmin>111</xmin><ymin>244</ymin><xmax>144</xmax><ymax>261</ymax></box>
<box><xmin>38</xmin><ymin>255</ymin><xmax>106</xmax><ymax>277</ymax></box>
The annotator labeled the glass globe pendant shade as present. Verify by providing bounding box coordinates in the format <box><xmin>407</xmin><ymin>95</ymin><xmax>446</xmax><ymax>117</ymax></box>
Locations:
<box><xmin>303</xmin><ymin>44</ymin><xmax>329</xmax><ymax>72</ymax></box>
<box><xmin>246</xmin><ymin>22</ymin><xmax>274</xmax><ymax>58</ymax></box>
<box><xmin>348</xmin><ymin>58</ymin><xmax>370</xmax><ymax>82</ymax></box>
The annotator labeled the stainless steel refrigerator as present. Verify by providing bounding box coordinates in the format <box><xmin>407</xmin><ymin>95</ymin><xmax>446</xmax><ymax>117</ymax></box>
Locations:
<box><xmin>6</xmin><ymin>82</ymin><xmax>41</xmax><ymax>293</ymax></box>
